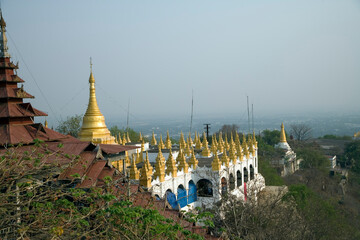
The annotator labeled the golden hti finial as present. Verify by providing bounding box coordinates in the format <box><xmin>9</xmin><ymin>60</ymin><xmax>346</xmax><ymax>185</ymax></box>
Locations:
<box><xmin>185</xmin><ymin>139</ymin><xmax>191</xmax><ymax>157</ymax></box>
<box><xmin>154</xmin><ymin>148</ymin><xmax>165</xmax><ymax>182</ymax></box>
<box><xmin>118</xmin><ymin>133</ymin><xmax>123</xmax><ymax>145</ymax></box>
<box><xmin>211</xmin><ymin>151</ymin><xmax>221</xmax><ymax>171</ymax></box>
<box><xmin>122</xmin><ymin>133</ymin><xmax>127</xmax><ymax>145</ymax></box>
<box><xmin>220</xmin><ymin>149</ymin><xmax>230</xmax><ymax>167</ymax></box>
<box><xmin>236</xmin><ymin>140</ymin><xmax>243</xmax><ymax>161</ymax></box>
<box><xmin>44</xmin><ymin>119</ymin><xmax>48</xmax><ymax>128</ymax></box>
<box><xmin>201</xmin><ymin>132</ymin><xmax>211</xmax><ymax>157</ymax></box>
<box><xmin>188</xmin><ymin>148</ymin><xmax>198</xmax><ymax>170</ymax></box>
<box><xmin>177</xmin><ymin>149</ymin><xmax>189</xmax><ymax>173</ymax></box>
<box><xmin>138</xmin><ymin>132</ymin><xmax>143</xmax><ymax>142</ymax></box>
<box><xmin>242</xmin><ymin>137</ymin><xmax>250</xmax><ymax>159</ymax></box>
<box><xmin>195</xmin><ymin>132</ymin><xmax>202</xmax><ymax>150</ymax></box>
<box><xmin>165</xmin><ymin>131</ymin><xmax>172</xmax><ymax>149</ymax></box>
<box><xmin>151</xmin><ymin>131</ymin><xmax>157</xmax><ymax>146</ymax></box>
<box><xmin>253</xmin><ymin>131</ymin><xmax>258</xmax><ymax>149</ymax></box>
<box><xmin>158</xmin><ymin>134</ymin><xmax>164</xmax><ymax>150</ymax></box>
<box><xmin>90</xmin><ymin>57</ymin><xmax>93</xmax><ymax>72</ymax></box>
<box><xmin>127</xmin><ymin>132</ymin><xmax>131</xmax><ymax>143</ymax></box>
<box><xmin>165</xmin><ymin>149</ymin><xmax>177</xmax><ymax>177</ymax></box>
<box><xmin>156</xmin><ymin>146</ymin><xmax>166</xmax><ymax>168</ymax></box>
<box><xmin>230</xmin><ymin>132</ymin><xmax>235</xmax><ymax>147</ymax></box>
<box><xmin>280</xmin><ymin>123</ymin><xmax>287</xmax><ymax>143</ymax></box>
<box><xmin>141</xmin><ymin>139</ymin><xmax>145</xmax><ymax>152</ymax></box>
<box><xmin>129</xmin><ymin>156</ymin><xmax>140</xmax><ymax>180</ymax></box>
<box><xmin>176</xmin><ymin>148</ymin><xmax>183</xmax><ymax>165</ymax></box>
<box><xmin>137</xmin><ymin>149</ymin><xmax>144</xmax><ymax>163</ymax></box>
<box><xmin>248</xmin><ymin>135</ymin><xmax>255</xmax><ymax>156</ymax></box>
<box><xmin>179</xmin><ymin>131</ymin><xmax>186</xmax><ymax>149</ymax></box>
<box><xmin>213</xmin><ymin>133</ymin><xmax>218</xmax><ymax>147</ymax></box>
<box><xmin>235</xmin><ymin>132</ymin><xmax>240</xmax><ymax>146</ymax></box>
<box><xmin>224</xmin><ymin>133</ymin><xmax>230</xmax><ymax>151</ymax></box>
<box><xmin>124</xmin><ymin>151</ymin><xmax>131</xmax><ymax>165</ymax></box>
<box><xmin>229</xmin><ymin>143</ymin><xmax>237</xmax><ymax>164</ymax></box>
<box><xmin>145</xmin><ymin>151</ymin><xmax>153</xmax><ymax>173</ymax></box>
<box><xmin>188</xmin><ymin>132</ymin><xmax>193</xmax><ymax>146</ymax></box>
<box><xmin>139</xmin><ymin>152</ymin><xmax>153</xmax><ymax>188</ymax></box>
<box><xmin>194</xmin><ymin>131</ymin><xmax>198</xmax><ymax>143</ymax></box>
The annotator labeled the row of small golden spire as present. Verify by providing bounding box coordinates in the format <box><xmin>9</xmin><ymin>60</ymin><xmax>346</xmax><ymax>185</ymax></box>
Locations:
<box><xmin>127</xmin><ymin>131</ymin><xmax>258</xmax><ymax>188</ymax></box>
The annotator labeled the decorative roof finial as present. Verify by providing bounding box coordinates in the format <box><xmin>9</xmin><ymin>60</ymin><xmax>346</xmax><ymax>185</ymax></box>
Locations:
<box><xmin>280</xmin><ymin>123</ymin><xmax>287</xmax><ymax>143</ymax></box>
<box><xmin>0</xmin><ymin>10</ymin><xmax>10</xmax><ymax>58</ymax></box>
<box><xmin>90</xmin><ymin>57</ymin><xmax>93</xmax><ymax>73</ymax></box>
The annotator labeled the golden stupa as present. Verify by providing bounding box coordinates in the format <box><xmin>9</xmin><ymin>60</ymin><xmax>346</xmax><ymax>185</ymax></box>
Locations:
<box><xmin>280</xmin><ymin>123</ymin><xmax>287</xmax><ymax>143</ymax></box>
<box><xmin>78</xmin><ymin>60</ymin><xmax>116</xmax><ymax>144</ymax></box>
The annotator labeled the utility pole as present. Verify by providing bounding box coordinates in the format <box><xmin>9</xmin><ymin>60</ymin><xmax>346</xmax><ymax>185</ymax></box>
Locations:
<box><xmin>189</xmin><ymin>90</ymin><xmax>194</xmax><ymax>133</ymax></box>
<box><xmin>247</xmin><ymin>96</ymin><xmax>250</xmax><ymax>134</ymax></box>
<box><xmin>126</xmin><ymin>98</ymin><xmax>130</xmax><ymax>130</ymax></box>
<box><xmin>204</xmin><ymin>123</ymin><xmax>211</xmax><ymax>141</ymax></box>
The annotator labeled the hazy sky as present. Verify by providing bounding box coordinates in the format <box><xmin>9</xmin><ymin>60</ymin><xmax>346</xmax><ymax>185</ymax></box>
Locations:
<box><xmin>2</xmin><ymin>0</ymin><xmax>360</xmax><ymax>126</ymax></box>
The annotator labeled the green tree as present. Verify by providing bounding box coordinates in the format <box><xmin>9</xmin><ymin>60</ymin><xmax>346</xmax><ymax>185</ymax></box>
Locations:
<box><xmin>261</xmin><ymin>129</ymin><xmax>281</xmax><ymax>146</ymax></box>
<box><xmin>56</xmin><ymin>115</ymin><xmax>82</xmax><ymax>137</ymax></box>
<box><xmin>0</xmin><ymin>140</ymin><xmax>204</xmax><ymax>239</ymax></box>
<box><xmin>109</xmin><ymin>126</ymin><xmax>146</xmax><ymax>142</ymax></box>
<box><xmin>298</xmin><ymin>147</ymin><xmax>330</xmax><ymax>169</ymax></box>
<box><xmin>343</xmin><ymin>140</ymin><xmax>360</xmax><ymax>173</ymax></box>
<box><xmin>284</xmin><ymin>184</ymin><xmax>358</xmax><ymax>239</ymax></box>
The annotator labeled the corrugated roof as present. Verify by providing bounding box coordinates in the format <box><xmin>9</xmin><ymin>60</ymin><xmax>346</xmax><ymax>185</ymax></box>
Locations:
<box><xmin>58</xmin><ymin>151</ymin><xmax>97</xmax><ymax>180</ymax></box>
<box><xmin>77</xmin><ymin>160</ymin><xmax>107</xmax><ymax>188</ymax></box>
<box><xmin>99</xmin><ymin>144</ymin><xmax>138</xmax><ymax>154</ymax></box>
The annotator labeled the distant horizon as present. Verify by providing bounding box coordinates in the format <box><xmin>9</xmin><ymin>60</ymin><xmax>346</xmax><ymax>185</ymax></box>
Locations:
<box><xmin>1</xmin><ymin>1</ymin><xmax>359</xmax><ymax>124</ymax></box>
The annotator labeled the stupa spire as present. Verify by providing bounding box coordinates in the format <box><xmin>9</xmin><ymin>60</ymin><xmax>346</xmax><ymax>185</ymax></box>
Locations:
<box><xmin>78</xmin><ymin>59</ymin><xmax>115</xmax><ymax>144</ymax></box>
<box><xmin>165</xmin><ymin>149</ymin><xmax>177</xmax><ymax>177</ymax></box>
<box><xmin>188</xmin><ymin>148</ymin><xmax>198</xmax><ymax>170</ymax></box>
<box><xmin>151</xmin><ymin>131</ymin><xmax>157</xmax><ymax>146</ymax></box>
<box><xmin>165</xmin><ymin>130</ymin><xmax>172</xmax><ymax>149</ymax></box>
<box><xmin>280</xmin><ymin>123</ymin><xmax>287</xmax><ymax>143</ymax></box>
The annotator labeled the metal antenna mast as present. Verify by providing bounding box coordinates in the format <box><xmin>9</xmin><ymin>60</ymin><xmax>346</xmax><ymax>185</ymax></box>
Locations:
<box><xmin>247</xmin><ymin>96</ymin><xmax>250</xmax><ymax>134</ymax></box>
<box><xmin>190</xmin><ymin>90</ymin><xmax>194</xmax><ymax>133</ymax></box>
<box><xmin>126</xmin><ymin>98</ymin><xmax>130</xmax><ymax>130</ymax></box>
<box><xmin>252</xmin><ymin>103</ymin><xmax>254</xmax><ymax>132</ymax></box>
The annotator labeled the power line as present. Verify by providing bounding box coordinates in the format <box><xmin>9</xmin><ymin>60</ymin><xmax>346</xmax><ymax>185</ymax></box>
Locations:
<box><xmin>59</xmin><ymin>86</ymin><xmax>87</xmax><ymax>111</ymax></box>
<box><xmin>7</xmin><ymin>31</ymin><xmax>60</xmax><ymax>123</ymax></box>
<box><xmin>189</xmin><ymin>90</ymin><xmax>194</xmax><ymax>134</ymax></box>
<box><xmin>95</xmin><ymin>83</ymin><xmax>139</xmax><ymax>121</ymax></box>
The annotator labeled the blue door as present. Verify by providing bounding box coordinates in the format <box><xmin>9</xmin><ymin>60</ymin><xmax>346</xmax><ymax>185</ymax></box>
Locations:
<box><xmin>177</xmin><ymin>186</ymin><xmax>187</xmax><ymax>208</ymax></box>
<box><xmin>188</xmin><ymin>181</ymin><xmax>197</xmax><ymax>204</ymax></box>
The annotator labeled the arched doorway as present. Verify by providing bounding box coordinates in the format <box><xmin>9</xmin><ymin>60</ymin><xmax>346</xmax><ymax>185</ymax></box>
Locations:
<box><xmin>196</xmin><ymin>179</ymin><xmax>213</xmax><ymax>197</ymax></box>
<box><xmin>237</xmin><ymin>170</ymin><xmax>242</xmax><ymax>187</ymax></box>
<box><xmin>243</xmin><ymin>167</ymin><xmax>248</xmax><ymax>183</ymax></box>
<box><xmin>250</xmin><ymin>164</ymin><xmax>254</xmax><ymax>180</ymax></box>
<box><xmin>177</xmin><ymin>185</ymin><xmax>187</xmax><ymax>208</ymax></box>
<box><xmin>229</xmin><ymin>174</ymin><xmax>235</xmax><ymax>190</ymax></box>
<box><xmin>221</xmin><ymin>177</ymin><xmax>227</xmax><ymax>196</ymax></box>
<box><xmin>188</xmin><ymin>180</ymin><xmax>197</xmax><ymax>204</ymax></box>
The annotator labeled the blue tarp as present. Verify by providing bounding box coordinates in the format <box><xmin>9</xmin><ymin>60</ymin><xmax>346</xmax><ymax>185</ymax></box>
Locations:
<box><xmin>166</xmin><ymin>191</ymin><xmax>178</xmax><ymax>209</ymax></box>
<box><xmin>177</xmin><ymin>187</ymin><xmax>188</xmax><ymax>208</ymax></box>
<box><xmin>188</xmin><ymin>181</ymin><xmax>197</xmax><ymax>204</ymax></box>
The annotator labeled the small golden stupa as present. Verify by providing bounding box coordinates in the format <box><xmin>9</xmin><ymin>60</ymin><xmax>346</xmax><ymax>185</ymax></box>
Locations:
<box><xmin>78</xmin><ymin>59</ymin><xmax>115</xmax><ymax>144</ymax></box>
